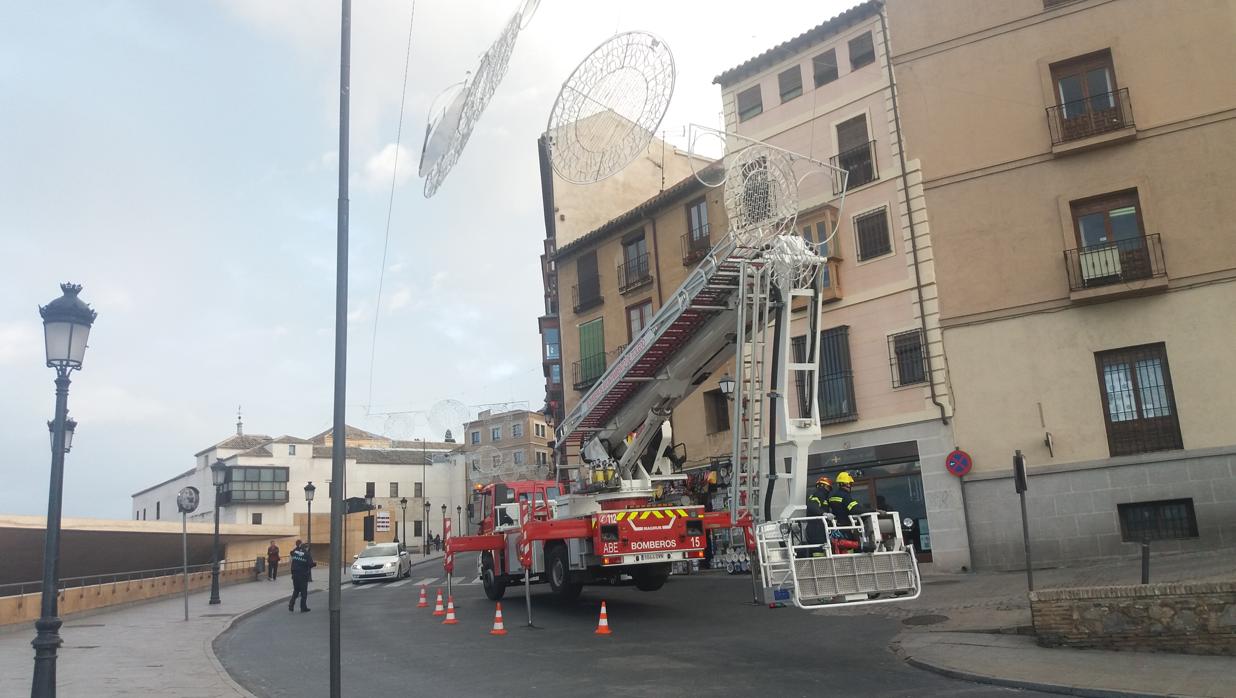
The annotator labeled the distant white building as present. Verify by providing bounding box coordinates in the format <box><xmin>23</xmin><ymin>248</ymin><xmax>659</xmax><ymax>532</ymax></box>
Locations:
<box><xmin>130</xmin><ymin>423</ymin><xmax>465</xmax><ymax>548</ymax></box>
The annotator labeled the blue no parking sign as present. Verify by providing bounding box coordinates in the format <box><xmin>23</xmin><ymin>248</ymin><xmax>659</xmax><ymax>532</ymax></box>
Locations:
<box><xmin>945</xmin><ymin>449</ymin><xmax>972</xmax><ymax>478</ymax></box>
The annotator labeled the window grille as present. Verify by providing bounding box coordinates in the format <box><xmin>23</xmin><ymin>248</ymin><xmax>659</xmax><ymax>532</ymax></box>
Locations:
<box><xmin>1118</xmin><ymin>499</ymin><xmax>1198</xmax><ymax>541</ymax></box>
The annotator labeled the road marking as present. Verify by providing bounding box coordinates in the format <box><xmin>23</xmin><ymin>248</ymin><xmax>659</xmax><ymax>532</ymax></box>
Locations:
<box><xmin>412</xmin><ymin>577</ymin><xmax>439</xmax><ymax>588</ymax></box>
<box><xmin>464</xmin><ymin>576</ymin><xmax>481</xmax><ymax>585</ymax></box>
<box><xmin>355</xmin><ymin>582</ymin><xmax>375</xmax><ymax>590</ymax></box>
<box><xmin>342</xmin><ymin>584</ymin><xmax>357</xmax><ymax>591</ymax></box>
<box><xmin>389</xmin><ymin>579</ymin><xmax>411</xmax><ymax>588</ymax></box>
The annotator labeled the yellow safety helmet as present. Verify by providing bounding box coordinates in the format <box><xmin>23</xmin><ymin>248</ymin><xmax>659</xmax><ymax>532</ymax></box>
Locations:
<box><xmin>835</xmin><ymin>471</ymin><xmax>855</xmax><ymax>485</ymax></box>
<box><xmin>815</xmin><ymin>476</ymin><xmax>832</xmax><ymax>488</ymax></box>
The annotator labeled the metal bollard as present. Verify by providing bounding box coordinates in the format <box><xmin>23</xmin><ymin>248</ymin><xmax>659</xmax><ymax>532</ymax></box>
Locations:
<box><xmin>1140</xmin><ymin>535</ymin><xmax>1150</xmax><ymax>584</ymax></box>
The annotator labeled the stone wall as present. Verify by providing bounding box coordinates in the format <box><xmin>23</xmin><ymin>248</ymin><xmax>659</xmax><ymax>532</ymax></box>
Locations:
<box><xmin>962</xmin><ymin>446</ymin><xmax>1236</xmax><ymax>570</ymax></box>
<box><xmin>0</xmin><ymin>565</ymin><xmax>258</xmax><ymax>627</ymax></box>
<box><xmin>1030</xmin><ymin>582</ymin><xmax>1236</xmax><ymax>655</ymax></box>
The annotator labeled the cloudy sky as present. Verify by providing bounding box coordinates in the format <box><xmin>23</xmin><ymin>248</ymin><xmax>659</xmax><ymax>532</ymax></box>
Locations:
<box><xmin>0</xmin><ymin>0</ymin><xmax>855</xmax><ymax>518</ymax></box>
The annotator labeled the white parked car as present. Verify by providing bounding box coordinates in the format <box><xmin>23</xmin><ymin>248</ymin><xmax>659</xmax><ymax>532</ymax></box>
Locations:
<box><xmin>350</xmin><ymin>543</ymin><xmax>411</xmax><ymax>583</ymax></box>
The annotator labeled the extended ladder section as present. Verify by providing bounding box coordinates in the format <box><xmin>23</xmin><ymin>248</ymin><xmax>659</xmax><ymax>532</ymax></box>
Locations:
<box><xmin>557</xmin><ymin>234</ymin><xmax>755</xmax><ymax>465</ymax></box>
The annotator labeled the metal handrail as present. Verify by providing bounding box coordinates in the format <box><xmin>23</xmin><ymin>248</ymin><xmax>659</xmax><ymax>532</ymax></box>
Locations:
<box><xmin>617</xmin><ymin>252</ymin><xmax>653</xmax><ymax>293</ymax></box>
<box><xmin>0</xmin><ymin>559</ymin><xmax>256</xmax><ymax>598</ymax></box>
<box><xmin>1063</xmin><ymin>233</ymin><xmax>1164</xmax><ymax>292</ymax></box>
<box><xmin>681</xmin><ymin>226</ymin><xmax>712</xmax><ymax>264</ymax></box>
<box><xmin>829</xmin><ymin>140</ymin><xmax>877</xmax><ymax>194</ymax></box>
<box><xmin>1046</xmin><ymin>87</ymin><xmax>1133</xmax><ymax>145</ymax></box>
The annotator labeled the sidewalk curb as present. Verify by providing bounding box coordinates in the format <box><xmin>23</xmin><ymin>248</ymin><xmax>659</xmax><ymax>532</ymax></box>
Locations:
<box><xmin>890</xmin><ymin>635</ymin><xmax>1168</xmax><ymax>698</ymax></box>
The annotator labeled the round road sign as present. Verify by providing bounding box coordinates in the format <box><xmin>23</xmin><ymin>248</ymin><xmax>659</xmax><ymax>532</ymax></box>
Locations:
<box><xmin>945</xmin><ymin>449</ymin><xmax>972</xmax><ymax>478</ymax></box>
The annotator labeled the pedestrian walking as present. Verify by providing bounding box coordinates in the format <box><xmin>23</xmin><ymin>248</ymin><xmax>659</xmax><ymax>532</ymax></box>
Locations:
<box><xmin>266</xmin><ymin>540</ymin><xmax>281</xmax><ymax>581</ymax></box>
<box><xmin>288</xmin><ymin>539</ymin><xmax>315</xmax><ymax>613</ymax></box>
<box><xmin>434</xmin><ymin>534</ymin><xmax>442</xmax><ymax>552</ymax></box>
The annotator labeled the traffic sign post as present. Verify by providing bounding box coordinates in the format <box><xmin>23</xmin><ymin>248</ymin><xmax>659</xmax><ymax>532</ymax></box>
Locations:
<box><xmin>518</xmin><ymin>499</ymin><xmax>534</xmax><ymax>628</ymax></box>
<box><xmin>443</xmin><ymin>516</ymin><xmax>453</xmax><ymax>600</ymax></box>
<box><xmin>1014</xmin><ymin>450</ymin><xmax>1033</xmax><ymax>591</ymax></box>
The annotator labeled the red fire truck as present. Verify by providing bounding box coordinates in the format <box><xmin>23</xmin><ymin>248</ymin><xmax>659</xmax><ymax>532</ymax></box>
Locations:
<box><xmin>451</xmin><ymin>478</ymin><xmax>747</xmax><ymax>600</ymax></box>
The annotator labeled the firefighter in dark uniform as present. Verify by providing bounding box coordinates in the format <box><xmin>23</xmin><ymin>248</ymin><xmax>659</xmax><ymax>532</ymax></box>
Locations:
<box><xmin>828</xmin><ymin>471</ymin><xmax>865</xmax><ymax>525</ymax></box>
<box><xmin>288</xmin><ymin>540</ymin><xmax>315</xmax><ymax>613</ymax></box>
<box><xmin>802</xmin><ymin>476</ymin><xmax>833</xmax><ymax>556</ymax></box>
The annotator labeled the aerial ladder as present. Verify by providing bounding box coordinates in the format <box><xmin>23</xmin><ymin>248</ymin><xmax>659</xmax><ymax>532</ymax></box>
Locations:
<box><xmin>556</xmin><ymin>192</ymin><xmax>922</xmax><ymax>609</ymax></box>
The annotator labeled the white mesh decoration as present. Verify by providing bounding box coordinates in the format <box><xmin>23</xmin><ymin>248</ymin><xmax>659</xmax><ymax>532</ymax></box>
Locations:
<box><xmin>723</xmin><ymin>144</ymin><xmax>799</xmax><ymax>248</ymax></box>
<box><xmin>689</xmin><ymin>124</ymin><xmax>851</xmax><ymax>254</ymax></box>
<box><xmin>421</xmin><ymin>1</ymin><xmax>538</xmax><ymax>198</ymax></box>
<box><xmin>767</xmin><ymin>233</ymin><xmax>825</xmax><ymax>291</ymax></box>
<box><xmin>428</xmin><ymin>399</ymin><xmax>469</xmax><ymax>441</ymax></box>
<box><xmin>546</xmin><ymin>32</ymin><xmax>675</xmax><ymax>184</ymax></box>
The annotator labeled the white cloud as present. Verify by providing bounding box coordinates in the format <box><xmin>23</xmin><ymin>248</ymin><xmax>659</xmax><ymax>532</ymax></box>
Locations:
<box><xmin>387</xmin><ymin>286</ymin><xmax>413</xmax><ymax>311</ymax></box>
<box><xmin>0</xmin><ymin>322</ymin><xmax>41</xmax><ymax>365</ymax></box>
<box><xmin>72</xmin><ymin>385</ymin><xmax>172</xmax><ymax>425</ymax></box>
<box><xmin>362</xmin><ymin>143</ymin><xmax>414</xmax><ymax>190</ymax></box>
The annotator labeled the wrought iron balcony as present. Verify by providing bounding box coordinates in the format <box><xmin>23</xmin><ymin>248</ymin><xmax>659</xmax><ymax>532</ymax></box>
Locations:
<box><xmin>572</xmin><ymin>352</ymin><xmax>607</xmax><ymax>391</ymax></box>
<box><xmin>1047</xmin><ymin>87</ymin><xmax>1133</xmax><ymax>145</ymax></box>
<box><xmin>1064</xmin><ymin>233</ymin><xmax>1164</xmax><ymax>292</ymax></box>
<box><xmin>617</xmin><ymin>253</ymin><xmax>653</xmax><ymax>293</ymax></box>
<box><xmin>572</xmin><ymin>283</ymin><xmax>603</xmax><ymax>313</ymax></box>
<box><xmin>681</xmin><ymin>226</ymin><xmax>712</xmax><ymax>265</ymax></box>
<box><xmin>830</xmin><ymin>140</ymin><xmax>878</xmax><ymax>194</ymax></box>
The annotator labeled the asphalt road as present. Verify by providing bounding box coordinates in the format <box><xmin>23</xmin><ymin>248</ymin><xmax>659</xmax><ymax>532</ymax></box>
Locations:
<box><xmin>216</xmin><ymin>553</ymin><xmax>1049</xmax><ymax>697</ymax></box>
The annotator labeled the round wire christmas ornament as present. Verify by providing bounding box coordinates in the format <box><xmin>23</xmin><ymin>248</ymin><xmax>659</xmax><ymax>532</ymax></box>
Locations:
<box><xmin>421</xmin><ymin>6</ymin><xmax>530</xmax><ymax>198</ymax></box>
<box><xmin>546</xmin><ymin>31</ymin><xmax>676</xmax><ymax>184</ymax></box>
<box><xmin>723</xmin><ymin>144</ymin><xmax>799</xmax><ymax>247</ymax></box>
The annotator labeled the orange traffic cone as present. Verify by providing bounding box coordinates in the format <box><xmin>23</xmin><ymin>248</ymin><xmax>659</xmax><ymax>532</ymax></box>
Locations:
<box><xmin>442</xmin><ymin>596</ymin><xmax>459</xmax><ymax>625</ymax></box>
<box><xmin>489</xmin><ymin>603</ymin><xmax>507</xmax><ymax>635</ymax></box>
<box><xmin>432</xmin><ymin>588</ymin><xmax>445</xmax><ymax>616</ymax></box>
<box><xmin>594</xmin><ymin>601</ymin><xmax>612</xmax><ymax>635</ymax></box>
<box><xmin>416</xmin><ymin>586</ymin><xmax>429</xmax><ymax>608</ymax></box>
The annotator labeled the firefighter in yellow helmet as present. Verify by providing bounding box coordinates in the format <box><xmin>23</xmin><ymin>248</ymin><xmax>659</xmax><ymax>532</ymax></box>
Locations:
<box><xmin>803</xmin><ymin>476</ymin><xmax>832</xmax><ymax>555</ymax></box>
<box><xmin>828</xmin><ymin>471</ymin><xmax>866</xmax><ymax>524</ymax></box>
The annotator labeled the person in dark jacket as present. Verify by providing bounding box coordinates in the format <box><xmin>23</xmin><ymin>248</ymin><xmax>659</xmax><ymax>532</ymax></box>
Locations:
<box><xmin>828</xmin><ymin>471</ymin><xmax>865</xmax><ymax>524</ymax></box>
<box><xmin>288</xmin><ymin>540</ymin><xmax>315</xmax><ymax>612</ymax></box>
<box><xmin>266</xmin><ymin>541</ymin><xmax>280</xmax><ymax>581</ymax></box>
<box><xmin>803</xmin><ymin>476</ymin><xmax>833</xmax><ymax>556</ymax></box>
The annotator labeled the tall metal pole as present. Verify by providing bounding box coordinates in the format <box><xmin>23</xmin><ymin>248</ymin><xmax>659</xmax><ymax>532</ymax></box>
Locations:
<box><xmin>181</xmin><ymin>512</ymin><xmax>189</xmax><ymax>621</ymax></box>
<box><xmin>421</xmin><ymin>441</ymin><xmax>427</xmax><ymax>554</ymax></box>
<box><xmin>208</xmin><ymin>489</ymin><xmax>221</xmax><ymax>605</ymax></box>
<box><xmin>328</xmin><ymin>1</ymin><xmax>352</xmax><ymax>695</ymax></box>
<box><xmin>307</xmin><ymin>499</ymin><xmax>313</xmax><ymax>551</ymax></box>
<box><xmin>31</xmin><ymin>372</ymin><xmax>70</xmax><ymax>698</ymax></box>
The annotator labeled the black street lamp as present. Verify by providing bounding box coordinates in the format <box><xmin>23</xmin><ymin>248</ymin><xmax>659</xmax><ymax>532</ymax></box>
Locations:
<box><xmin>456</xmin><ymin>505</ymin><xmax>462</xmax><ymax>535</ymax></box>
<box><xmin>441</xmin><ymin>504</ymin><xmax>447</xmax><ymax>543</ymax></box>
<box><xmin>399</xmin><ymin>497</ymin><xmax>407</xmax><ymax>549</ymax></box>
<box><xmin>32</xmin><ymin>282</ymin><xmax>96</xmax><ymax>698</ymax></box>
<box><xmin>304</xmin><ymin>482</ymin><xmax>316</xmax><ymax>550</ymax></box>
<box><xmin>47</xmin><ymin>416</ymin><xmax>77</xmax><ymax>454</ymax></box>
<box><xmin>422</xmin><ymin>500</ymin><xmax>431</xmax><ymax>555</ymax></box>
<box><xmin>718</xmin><ymin>373</ymin><xmax>736</xmax><ymax>399</ymax></box>
<box><xmin>208</xmin><ymin>460</ymin><xmax>228</xmax><ymax>605</ymax></box>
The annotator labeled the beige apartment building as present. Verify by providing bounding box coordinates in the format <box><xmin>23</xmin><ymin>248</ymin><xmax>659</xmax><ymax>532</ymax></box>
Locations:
<box><xmin>461</xmin><ymin>409</ymin><xmax>554</xmax><ymax>485</ymax></box>
<box><xmin>888</xmin><ymin>0</ymin><xmax>1236</xmax><ymax>568</ymax></box>
<box><xmin>714</xmin><ymin>0</ymin><xmax>964</xmax><ymax>569</ymax></box>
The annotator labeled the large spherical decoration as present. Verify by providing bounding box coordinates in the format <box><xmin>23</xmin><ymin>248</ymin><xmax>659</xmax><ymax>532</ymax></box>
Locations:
<box><xmin>723</xmin><ymin>144</ymin><xmax>799</xmax><ymax>247</ymax></box>
<box><xmin>422</xmin><ymin>7</ymin><xmax>528</xmax><ymax>198</ymax></box>
<box><xmin>547</xmin><ymin>32</ymin><xmax>676</xmax><ymax>184</ymax></box>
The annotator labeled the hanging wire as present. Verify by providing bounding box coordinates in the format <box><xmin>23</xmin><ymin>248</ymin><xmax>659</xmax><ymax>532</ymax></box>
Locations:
<box><xmin>366</xmin><ymin>0</ymin><xmax>418</xmax><ymax>414</ymax></box>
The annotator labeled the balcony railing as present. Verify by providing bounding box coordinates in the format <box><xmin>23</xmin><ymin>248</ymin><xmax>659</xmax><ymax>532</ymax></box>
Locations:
<box><xmin>830</xmin><ymin>140</ymin><xmax>878</xmax><ymax>194</ymax></box>
<box><xmin>572</xmin><ymin>282</ymin><xmax>603</xmax><ymax>313</ymax></box>
<box><xmin>618</xmin><ymin>253</ymin><xmax>653</xmax><ymax>293</ymax></box>
<box><xmin>1047</xmin><ymin>87</ymin><xmax>1133</xmax><ymax>145</ymax></box>
<box><xmin>1064</xmin><ymin>233</ymin><xmax>1164</xmax><ymax>292</ymax></box>
<box><xmin>572</xmin><ymin>352</ymin><xmax>607</xmax><ymax>390</ymax></box>
<box><xmin>681</xmin><ymin>226</ymin><xmax>712</xmax><ymax>265</ymax></box>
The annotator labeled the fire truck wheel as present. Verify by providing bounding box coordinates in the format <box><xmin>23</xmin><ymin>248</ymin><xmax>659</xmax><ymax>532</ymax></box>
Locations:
<box><xmin>633</xmin><ymin>563</ymin><xmax>671</xmax><ymax>591</ymax></box>
<box><xmin>481</xmin><ymin>552</ymin><xmax>506</xmax><ymax>601</ymax></box>
<box><xmin>546</xmin><ymin>544</ymin><xmax>582</xmax><ymax>600</ymax></box>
